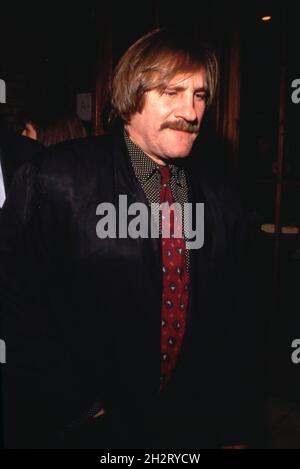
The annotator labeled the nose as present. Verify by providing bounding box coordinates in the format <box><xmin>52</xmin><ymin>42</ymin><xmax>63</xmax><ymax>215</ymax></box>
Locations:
<box><xmin>174</xmin><ymin>94</ymin><xmax>198</xmax><ymax>123</ymax></box>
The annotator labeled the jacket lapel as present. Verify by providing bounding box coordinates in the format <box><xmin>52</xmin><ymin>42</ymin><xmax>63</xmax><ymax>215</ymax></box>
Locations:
<box><xmin>110</xmin><ymin>133</ymin><xmax>162</xmax><ymax>395</ymax></box>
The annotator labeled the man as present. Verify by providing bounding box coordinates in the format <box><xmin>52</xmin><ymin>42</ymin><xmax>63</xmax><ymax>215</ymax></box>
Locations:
<box><xmin>0</xmin><ymin>29</ymin><xmax>260</xmax><ymax>448</ymax></box>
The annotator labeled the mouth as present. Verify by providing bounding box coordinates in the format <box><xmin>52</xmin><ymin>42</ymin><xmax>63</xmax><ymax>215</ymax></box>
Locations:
<box><xmin>167</xmin><ymin>127</ymin><xmax>198</xmax><ymax>136</ymax></box>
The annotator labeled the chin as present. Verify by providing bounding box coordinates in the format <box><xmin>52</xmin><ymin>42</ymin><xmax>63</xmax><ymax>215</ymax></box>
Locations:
<box><xmin>166</xmin><ymin>145</ymin><xmax>193</xmax><ymax>159</ymax></box>
<box><xmin>167</xmin><ymin>137</ymin><xmax>195</xmax><ymax>157</ymax></box>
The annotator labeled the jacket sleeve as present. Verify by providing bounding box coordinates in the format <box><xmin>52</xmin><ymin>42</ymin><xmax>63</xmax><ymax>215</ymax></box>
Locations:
<box><xmin>0</xmin><ymin>159</ymin><xmax>73</xmax><ymax>447</ymax></box>
<box><xmin>0</xmin><ymin>150</ymin><xmax>104</xmax><ymax>448</ymax></box>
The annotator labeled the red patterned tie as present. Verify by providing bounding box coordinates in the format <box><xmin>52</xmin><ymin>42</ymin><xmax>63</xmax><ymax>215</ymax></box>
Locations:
<box><xmin>159</xmin><ymin>165</ymin><xmax>189</xmax><ymax>390</ymax></box>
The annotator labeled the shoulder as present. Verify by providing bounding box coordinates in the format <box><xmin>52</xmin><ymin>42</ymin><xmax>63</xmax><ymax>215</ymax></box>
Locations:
<box><xmin>1</xmin><ymin>133</ymin><xmax>125</xmax><ymax>225</ymax></box>
<box><xmin>38</xmin><ymin>134</ymin><xmax>115</xmax><ymax>178</ymax></box>
<box><xmin>188</xmin><ymin>144</ymin><xmax>247</xmax><ymax>236</ymax></box>
<box><xmin>33</xmin><ymin>134</ymin><xmax>119</xmax><ymax>201</ymax></box>
<box><xmin>193</xmin><ymin>155</ymin><xmax>241</xmax><ymax>208</ymax></box>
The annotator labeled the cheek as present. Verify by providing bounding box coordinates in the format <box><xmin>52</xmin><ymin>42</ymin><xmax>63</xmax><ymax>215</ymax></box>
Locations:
<box><xmin>197</xmin><ymin>105</ymin><xmax>206</xmax><ymax>121</ymax></box>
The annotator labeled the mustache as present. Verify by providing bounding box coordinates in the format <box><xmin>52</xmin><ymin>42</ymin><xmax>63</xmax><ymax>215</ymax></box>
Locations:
<box><xmin>160</xmin><ymin>120</ymin><xmax>199</xmax><ymax>133</ymax></box>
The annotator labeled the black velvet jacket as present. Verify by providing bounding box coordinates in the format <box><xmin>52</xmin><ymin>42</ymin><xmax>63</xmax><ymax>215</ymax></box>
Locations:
<box><xmin>0</xmin><ymin>131</ymin><xmax>259</xmax><ymax>448</ymax></box>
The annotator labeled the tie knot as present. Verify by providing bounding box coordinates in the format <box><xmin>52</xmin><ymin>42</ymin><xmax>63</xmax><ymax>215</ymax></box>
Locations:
<box><xmin>158</xmin><ymin>165</ymin><xmax>171</xmax><ymax>185</ymax></box>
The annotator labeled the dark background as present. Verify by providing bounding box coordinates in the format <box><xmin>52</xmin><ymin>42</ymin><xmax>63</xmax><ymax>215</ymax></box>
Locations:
<box><xmin>1</xmin><ymin>0</ymin><xmax>300</xmax><ymax>448</ymax></box>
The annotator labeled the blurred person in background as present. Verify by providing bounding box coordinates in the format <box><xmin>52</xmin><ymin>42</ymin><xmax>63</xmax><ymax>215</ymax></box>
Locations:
<box><xmin>20</xmin><ymin>104</ymin><xmax>87</xmax><ymax>146</ymax></box>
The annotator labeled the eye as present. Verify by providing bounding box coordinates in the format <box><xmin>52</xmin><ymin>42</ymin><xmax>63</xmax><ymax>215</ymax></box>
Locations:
<box><xmin>195</xmin><ymin>93</ymin><xmax>208</xmax><ymax>103</ymax></box>
<box><xmin>163</xmin><ymin>89</ymin><xmax>178</xmax><ymax>97</ymax></box>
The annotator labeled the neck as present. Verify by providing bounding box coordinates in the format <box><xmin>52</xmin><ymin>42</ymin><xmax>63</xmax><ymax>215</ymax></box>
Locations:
<box><xmin>124</xmin><ymin>125</ymin><xmax>167</xmax><ymax>167</ymax></box>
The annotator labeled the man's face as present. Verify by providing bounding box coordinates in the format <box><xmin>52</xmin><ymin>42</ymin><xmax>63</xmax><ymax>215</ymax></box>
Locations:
<box><xmin>126</xmin><ymin>70</ymin><xmax>207</xmax><ymax>164</ymax></box>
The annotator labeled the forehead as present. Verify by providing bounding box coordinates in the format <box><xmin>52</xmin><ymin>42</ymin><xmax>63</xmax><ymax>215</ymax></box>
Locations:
<box><xmin>166</xmin><ymin>70</ymin><xmax>207</xmax><ymax>88</ymax></box>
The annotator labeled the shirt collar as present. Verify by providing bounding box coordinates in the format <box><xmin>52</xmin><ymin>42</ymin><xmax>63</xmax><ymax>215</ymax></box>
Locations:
<box><xmin>124</xmin><ymin>129</ymin><xmax>186</xmax><ymax>187</ymax></box>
